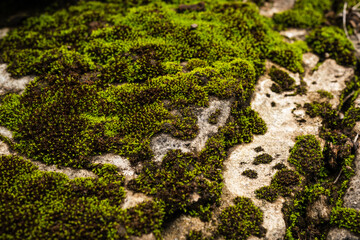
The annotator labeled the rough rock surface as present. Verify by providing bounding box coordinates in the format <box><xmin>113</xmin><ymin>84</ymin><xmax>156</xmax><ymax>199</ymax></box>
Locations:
<box><xmin>0</xmin><ymin>64</ymin><xmax>34</xmax><ymax>95</ymax></box>
<box><xmin>327</xmin><ymin>228</ymin><xmax>360</xmax><ymax>240</ymax></box>
<box><xmin>224</xmin><ymin>55</ymin><xmax>354</xmax><ymax>240</ymax></box>
<box><xmin>151</xmin><ymin>99</ymin><xmax>231</xmax><ymax>162</ymax></box>
<box><xmin>259</xmin><ymin>0</ymin><xmax>296</xmax><ymax>17</ymax></box>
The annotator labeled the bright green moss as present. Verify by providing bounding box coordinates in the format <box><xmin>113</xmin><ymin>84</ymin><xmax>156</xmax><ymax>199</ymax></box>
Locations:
<box><xmin>273</xmin><ymin>0</ymin><xmax>332</xmax><ymax>29</ymax></box>
<box><xmin>288</xmin><ymin>135</ymin><xmax>324</xmax><ymax>178</ymax></box>
<box><xmin>0</xmin><ymin>0</ymin><xmax>311</xmax><ymax>237</ymax></box>
<box><xmin>306</xmin><ymin>26</ymin><xmax>356</xmax><ymax>66</ymax></box>
<box><xmin>218</xmin><ymin>197</ymin><xmax>265</xmax><ymax>240</ymax></box>
<box><xmin>330</xmin><ymin>207</ymin><xmax>360</xmax><ymax>234</ymax></box>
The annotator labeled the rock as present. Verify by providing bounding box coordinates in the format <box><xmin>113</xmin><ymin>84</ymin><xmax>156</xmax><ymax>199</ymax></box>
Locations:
<box><xmin>224</xmin><ymin>59</ymin><xmax>354</xmax><ymax>240</ymax></box>
<box><xmin>307</xmin><ymin>195</ymin><xmax>331</xmax><ymax>221</ymax></box>
<box><xmin>327</xmin><ymin>228</ymin><xmax>360</xmax><ymax>240</ymax></box>
<box><xmin>260</xmin><ymin>0</ymin><xmax>296</xmax><ymax>18</ymax></box>
<box><xmin>0</xmin><ymin>64</ymin><xmax>34</xmax><ymax>95</ymax></box>
<box><xmin>190</xmin><ymin>23</ymin><xmax>198</xmax><ymax>29</ymax></box>
<box><xmin>177</xmin><ymin>2</ymin><xmax>205</xmax><ymax>13</ymax></box>
<box><xmin>130</xmin><ymin>233</ymin><xmax>156</xmax><ymax>240</ymax></box>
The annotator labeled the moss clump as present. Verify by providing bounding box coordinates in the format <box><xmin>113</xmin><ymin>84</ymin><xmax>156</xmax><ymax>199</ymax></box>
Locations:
<box><xmin>288</xmin><ymin>135</ymin><xmax>324</xmax><ymax>178</ymax></box>
<box><xmin>253</xmin><ymin>153</ymin><xmax>273</xmax><ymax>165</ymax></box>
<box><xmin>306</xmin><ymin>26</ymin><xmax>356</xmax><ymax>66</ymax></box>
<box><xmin>255</xmin><ymin>169</ymin><xmax>301</xmax><ymax>202</ymax></box>
<box><xmin>0</xmin><ymin>155</ymin><xmax>164</xmax><ymax>239</ymax></box>
<box><xmin>330</xmin><ymin>207</ymin><xmax>360</xmax><ymax>234</ymax></box>
<box><xmin>317</xmin><ymin>90</ymin><xmax>334</xmax><ymax>99</ymax></box>
<box><xmin>269</xmin><ymin>66</ymin><xmax>295</xmax><ymax>93</ymax></box>
<box><xmin>242</xmin><ymin>169</ymin><xmax>258</xmax><ymax>179</ymax></box>
<box><xmin>208</xmin><ymin>109</ymin><xmax>221</xmax><ymax>124</ymax></box>
<box><xmin>255</xmin><ymin>186</ymin><xmax>279</xmax><ymax>202</ymax></box>
<box><xmin>273</xmin><ymin>163</ymin><xmax>286</xmax><ymax>170</ymax></box>
<box><xmin>218</xmin><ymin>197</ymin><xmax>265</xmax><ymax>240</ymax></box>
<box><xmin>273</xmin><ymin>0</ymin><xmax>332</xmax><ymax>29</ymax></box>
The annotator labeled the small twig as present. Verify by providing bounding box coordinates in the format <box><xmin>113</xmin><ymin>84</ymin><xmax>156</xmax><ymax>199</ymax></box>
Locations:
<box><xmin>333</xmin><ymin>168</ymin><xmax>343</xmax><ymax>184</ymax></box>
<box><xmin>344</xmin><ymin>2</ymin><xmax>350</xmax><ymax>40</ymax></box>
<box><xmin>352</xmin><ymin>1</ymin><xmax>360</xmax><ymax>11</ymax></box>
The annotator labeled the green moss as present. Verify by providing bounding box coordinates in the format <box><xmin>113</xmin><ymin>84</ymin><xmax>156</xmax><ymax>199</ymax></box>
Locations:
<box><xmin>253</xmin><ymin>153</ymin><xmax>273</xmax><ymax>165</ymax></box>
<box><xmin>269</xmin><ymin>66</ymin><xmax>296</xmax><ymax>93</ymax></box>
<box><xmin>288</xmin><ymin>135</ymin><xmax>324</xmax><ymax>178</ymax></box>
<box><xmin>330</xmin><ymin>207</ymin><xmax>360</xmax><ymax>234</ymax></box>
<box><xmin>255</xmin><ymin>186</ymin><xmax>279</xmax><ymax>202</ymax></box>
<box><xmin>273</xmin><ymin>0</ymin><xmax>332</xmax><ymax>29</ymax></box>
<box><xmin>0</xmin><ymin>155</ymin><xmax>166</xmax><ymax>239</ymax></box>
<box><xmin>242</xmin><ymin>169</ymin><xmax>258</xmax><ymax>179</ymax></box>
<box><xmin>208</xmin><ymin>109</ymin><xmax>221</xmax><ymax>124</ymax></box>
<box><xmin>306</xmin><ymin>26</ymin><xmax>356</xmax><ymax>66</ymax></box>
<box><xmin>255</xmin><ymin>169</ymin><xmax>301</xmax><ymax>202</ymax></box>
<box><xmin>218</xmin><ymin>197</ymin><xmax>265</xmax><ymax>240</ymax></box>
<box><xmin>317</xmin><ymin>90</ymin><xmax>334</xmax><ymax>99</ymax></box>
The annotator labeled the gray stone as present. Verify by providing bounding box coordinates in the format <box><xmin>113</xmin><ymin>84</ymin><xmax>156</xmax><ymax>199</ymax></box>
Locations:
<box><xmin>327</xmin><ymin>228</ymin><xmax>360</xmax><ymax>240</ymax></box>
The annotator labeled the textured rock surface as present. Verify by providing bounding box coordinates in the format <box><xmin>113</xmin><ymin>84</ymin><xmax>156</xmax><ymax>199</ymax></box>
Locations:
<box><xmin>224</xmin><ymin>55</ymin><xmax>354</xmax><ymax>239</ymax></box>
<box><xmin>260</xmin><ymin>0</ymin><xmax>296</xmax><ymax>17</ymax></box>
<box><xmin>327</xmin><ymin>228</ymin><xmax>360</xmax><ymax>240</ymax></box>
<box><xmin>151</xmin><ymin>99</ymin><xmax>231</xmax><ymax>162</ymax></box>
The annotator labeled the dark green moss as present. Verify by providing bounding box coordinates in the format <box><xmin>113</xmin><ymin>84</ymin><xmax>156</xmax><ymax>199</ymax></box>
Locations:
<box><xmin>0</xmin><ymin>155</ymin><xmax>166</xmax><ymax>239</ymax></box>
<box><xmin>253</xmin><ymin>153</ymin><xmax>274</xmax><ymax>165</ymax></box>
<box><xmin>208</xmin><ymin>109</ymin><xmax>221</xmax><ymax>124</ymax></box>
<box><xmin>288</xmin><ymin>135</ymin><xmax>324</xmax><ymax>178</ymax></box>
<box><xmin>317</xmin><ymin>90</ymin><xmax>334</xmax><ymax>99</ymax></box>
<box><xmin>255</xmin><ymin>186</ymin><xmax>279</xmax><ymax>202</ymax></box>
<box><xmin>242</xmin><ymin>169</ymin><xmax>258</xmax><ymax>179</ymax></box>
<box><xmin>218</xmin><ymin>197</ymin><xmax>265</xmax><ymax>240</ymax></box>
<box><xmin>306</xmin><ymin>26</ymin><xmax>356</xmax><ymax>66</ymax></box>
<box><xmin>269</xmin><ymin>66</ymin><xmax>296</xmax><ymax>93</ymax></box>
<box><xmin>273</xmin><ymin>163</ymin><xmax>286</xmax><ymax>170</ymax></box>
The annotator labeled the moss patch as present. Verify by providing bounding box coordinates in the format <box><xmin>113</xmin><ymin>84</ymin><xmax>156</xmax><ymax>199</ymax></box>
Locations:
<box><xmin>218</xmin><ymin>197</ymin><xmax>265</xmax><ymax>240</ymax></box>
<box><xmin>253</xmin><ymin>153</ymin><xmax>274</xmax><ymax>165</ymax></box>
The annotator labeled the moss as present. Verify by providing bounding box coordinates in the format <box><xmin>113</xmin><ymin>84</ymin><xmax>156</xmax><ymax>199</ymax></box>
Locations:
<box><xmin>269</xmin><ymin>66</ymin><xmax>296</xmax><ymax>93</ymax></box>
<box><xmin>288</xmin><ymin>135</ymin><xmax>324</xmax><ymax>178</ymax></box>
<box><xmin>208</xmin><ymin>109</ymin><xmax>221</xmax><ymax>124</ymax></box>
<box><xmin>317</xmin><ymin>90</ymin><xmax>334</xmax><ymax>99</ymax></box>
<box><xmin>0</xmin><ymin>155</ymin><xmax>166</xmax><ymax>239</ymax></box>
<box><xmin>273</xmin><ymin>0</ymin><xmax>332</xmax><ymax>29</ymax></box>
<box><xmin>255</xmin><ymin>169</ymin><xmax>301</xmax><ymax>202</ymax></box>
<box><xmin>330</xmin><ymin>207</ymin><xmax>360</xmax><ymax>234</ymax></box>
<box><xmin>253</xmin><ymin>153</ymin><xmax>273</xmax><ymax>165</ymax></box>
<box><xmin>273</xmin><ymin>163</ymin><xmax>286</xmax><ymax>170</ymax></box>
<box><xmin>306</xmin><ymin>26</ymin><xmax>356</xmax><ymax>66</ymax></box>
<box><xmin>255</xmin><ymin>186</ymin><xmax>279</xmax><ymax>202</ymax></box>
<box><xmin>218</xmin><ymin>197</ymin><xmax>265</xmax><ymax>240</ymax></box>
<box><xmin>254</xmin><ymin>146</ymin><xmax>264</xmax><ymax>152</ymax></box>
<box><xmin>242</xmin><ymin>169</ymin><xmax>258</xmax><ymax>179</ymax></box>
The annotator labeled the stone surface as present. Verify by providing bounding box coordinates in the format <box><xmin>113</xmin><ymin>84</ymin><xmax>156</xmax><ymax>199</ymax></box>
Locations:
<box><xmin>327</xmin><ymin>228</ymin><xmax>360</xmax><ymax>240</ymax></box>
<box><xmin>259</xmin><ymin>0</ymin><xmax>296</xmax><ymax>18</ymax></box>
<box><xmin>307</xmin><ymin>195</ymin><xmax>331</xmax><ymax>221</ymax></box>
<box><xmin>151</xmin><ymin>99</ymin><xmax>231</xmax><ymax>162</ymax></box>
<box><xmin>92</xmin><ymin>153</ymin><xmax>135</xmax><ymax>179</ymax></box>
<box><xmin>224</xmin><ymin>56</ymin><xmax>354</xmax><ymax>240</ymax></box>
<box><xmin>0</xmin><ymin>64</ymin><xmax>34</xmax><ymax>95</ymax></box>
<box><xmin>0</xmin><ymin>28</ymin><xmax>9</xmax><ymax>39</ymax></box>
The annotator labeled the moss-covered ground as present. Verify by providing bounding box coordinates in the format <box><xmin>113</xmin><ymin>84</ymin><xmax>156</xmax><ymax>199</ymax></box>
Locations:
<box><xmin>0</xmin><ymin>0</ymin><xmax>360</xmax><ymax>239</ymax></box>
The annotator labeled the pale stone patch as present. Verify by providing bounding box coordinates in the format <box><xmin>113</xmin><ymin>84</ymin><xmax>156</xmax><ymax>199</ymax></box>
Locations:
<box><xmin>0</xmin><ymin>28</ymin><xmax>9</xmax><ymax>39</ymax></box>
<box><xmin>224</xmin><ymin>56</ymin><xmax>354</xmax><ymax>239</ymax></box>
<box><xmin>0</xmin><ymin>126</ymin><xmax>13</xmax><ymax>138</ymax></box>
<box><xmin>0</xmin><ymin>64</ymin><xmax>34</xmax><ymax>95</ymax></box>
<box><xmin>259</xmin><ymin>0</ymin><xmax>296</xmax><ymax>18</ymax></box>
<box><xmin>151</xmin><ymin>99</ymin><xmax>231</xmax><ymax>162</ymax></box>
<box><xmin>92</xmin><ymin>153</ymin><xmax>135</xmax><ymax>178</ymax></box>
